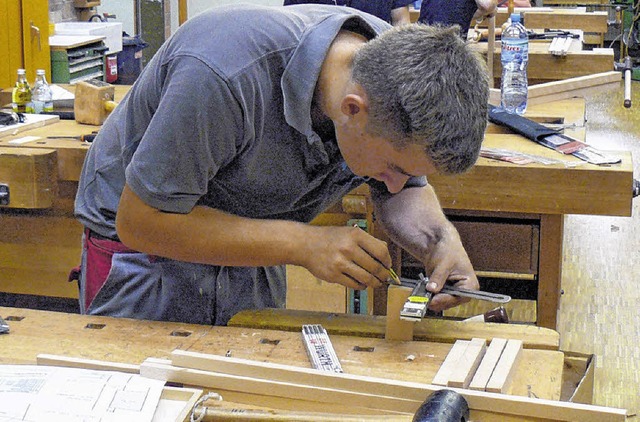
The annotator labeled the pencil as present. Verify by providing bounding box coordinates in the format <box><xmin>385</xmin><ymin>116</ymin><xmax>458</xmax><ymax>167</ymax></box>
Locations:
<box><xmin>352</xmin><ymin>223</ymin><xmax>401</xmax><ymax>285</ymax></box>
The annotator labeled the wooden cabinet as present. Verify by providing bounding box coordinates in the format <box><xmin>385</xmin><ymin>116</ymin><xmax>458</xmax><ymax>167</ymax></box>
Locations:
<box><xmin>0</xmin><ymin>0</ymin><xmax>51</xmax><ymax>88</ymax></box>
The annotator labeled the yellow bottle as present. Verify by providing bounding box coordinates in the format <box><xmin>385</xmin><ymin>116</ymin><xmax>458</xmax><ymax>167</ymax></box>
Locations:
<box><xmin>12</xmin><ymin>69</ymin><xmax>35</xmax><ymax>114</ymax></box>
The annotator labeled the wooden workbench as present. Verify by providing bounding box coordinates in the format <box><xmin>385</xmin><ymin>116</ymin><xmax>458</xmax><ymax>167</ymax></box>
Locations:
<box><xmin>0</xmin><ymin>88</ymin><xmax>634</xmax><ymax>329</ymax></box>
<box><xmin>0</xmin><ymin>306</ymin><xmax>623</xmax><ymax>420</ymax></box>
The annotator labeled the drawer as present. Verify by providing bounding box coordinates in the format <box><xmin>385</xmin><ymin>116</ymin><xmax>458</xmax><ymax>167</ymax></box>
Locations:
<box><xmin>402</xmin><ymin>214</ymin><xmax>540</xmax><ymax>276</ymax></box>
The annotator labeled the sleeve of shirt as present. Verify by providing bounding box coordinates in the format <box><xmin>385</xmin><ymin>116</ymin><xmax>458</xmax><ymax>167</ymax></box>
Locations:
<box><xmin>392</xmin><ymin>0</ymin><xmax>415</xmax><ymax>8</ymax></box>
<box><xmin>125</xmin><ymin>55</ymin><xmax>244</xmax><ymax>214</ymax></box>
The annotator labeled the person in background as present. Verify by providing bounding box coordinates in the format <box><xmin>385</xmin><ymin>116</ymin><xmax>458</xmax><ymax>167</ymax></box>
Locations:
<box><xmin>418</xmin><ymin>0</ymin><xmax>497</xmax><ymax>37</ymax></box>
<box><xmin>73</xmin><ymin>4</ymin><xmax>489</xmax><ymax>325</ymax></box>
<box><xmin>283</xmin><ymin>0</ymin><xmax>413</xmax><ymax>26</ymax></box>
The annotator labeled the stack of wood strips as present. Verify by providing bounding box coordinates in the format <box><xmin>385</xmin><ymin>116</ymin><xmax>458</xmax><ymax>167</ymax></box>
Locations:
<box><xmin>431</xmin><ymin>338</ymin><xmax>522</xmax><ymax>393</ymax></box>
<box><xmin>135</xmin><ymin>349</ymin><xmax>627</xmax><ymax>421</ymax></box>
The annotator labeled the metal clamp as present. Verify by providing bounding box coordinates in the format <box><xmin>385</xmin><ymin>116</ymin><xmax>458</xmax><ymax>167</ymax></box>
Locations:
<box><xmin>0</xmin><ymin>184</ymin><xmax>9</xmax><ymax>206</ymax></box>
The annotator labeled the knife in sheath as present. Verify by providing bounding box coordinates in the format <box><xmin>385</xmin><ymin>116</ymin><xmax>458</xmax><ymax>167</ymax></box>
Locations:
<box><xmin>488</xmin><ymin>105</ymin><xmax>621</xmax><ymax>165</ymax></box>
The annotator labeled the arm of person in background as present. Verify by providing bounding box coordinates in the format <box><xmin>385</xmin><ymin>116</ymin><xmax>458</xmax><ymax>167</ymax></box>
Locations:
<box><xmin>472</xmin><ymin>0</ymin><xmax>498</xmax><ymax>21</ymax></box>
<box><xmin>371</xmin><ymin>184</ymin><xmax>479</xmax><ymax>311</ymax></box>
<box><xmin>390</xmin><ymin>5</ymin><xmax>412</xmax><ymax>25</ymax></box>
<box><xmin>116</xmin><ymin>184</ymin><xmax>394</xmax><ymax>291</ymax></box>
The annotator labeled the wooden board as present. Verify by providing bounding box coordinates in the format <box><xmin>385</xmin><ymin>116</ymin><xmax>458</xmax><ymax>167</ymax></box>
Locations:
<box><xmin>0</xmin><ymin>146</ymin><xmax>57</xmax><ymax>209</ymax></box>
<box><xmin>0</xmin><ymin>113</ymin><xmax>59</xmax><ymax>138</ymax></box>
<box><xmin>0</xmin><ymin>306</ymin><xmax>561</xmax><ymax>400</ymax></box>
<box><xmin>228</xmin><ymin>308</ymin><xmax>561</xmax><ymax>350</ymax></box>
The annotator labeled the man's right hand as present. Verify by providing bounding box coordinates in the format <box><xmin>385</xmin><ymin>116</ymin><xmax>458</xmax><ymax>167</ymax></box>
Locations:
<box><xmin>299</xmin><ymin>225</ymin><xmax>394</xmax><ymax>290</ymax></box>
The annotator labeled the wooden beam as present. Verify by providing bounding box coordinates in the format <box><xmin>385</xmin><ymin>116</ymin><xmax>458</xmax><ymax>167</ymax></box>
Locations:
<box><xmin>489</xmin><ymin>71</ymin><xmax>621</xmax><ymax>106</ymax></box>
<box><xmin>146</xmin><ymin>351</ymin><xmax>627</xmax><ymax>422</ymax></box>
<box><xmin>385</xmin><ymin>285</ymin><xmax>414</xmax><ymax>341</ymax></box>
<box><xmin>228</xmin><ymin>308</ymin><xmax>561</xmax><ymax>350</ymax></box>
<box><xmin>448</xmin><ymin>338</ymin><xmax>488</xmax><ymax>389</ymax></box>
<box><xmin>140</xmin><ymin>358</ymin><xmax>420</xmax><ymax>414</ymax></box>
<box><xmin>432</xmin><ymin>340</ymin><xmax>470</xmax><ymax>386</ymax></box>
<box><xmin>469</xmin><ymin>338</ymin><xmax>508</xmax><ymax>391</ymax></box>
<box><xmin>36</xmin><ymin>353</ymin><xmax>140</xmax><ymax>373</ymax></box>
<box><xmin>486</xmin><ymin>339</ymin><xmax>523</xmax><ymax>393</ymax></box>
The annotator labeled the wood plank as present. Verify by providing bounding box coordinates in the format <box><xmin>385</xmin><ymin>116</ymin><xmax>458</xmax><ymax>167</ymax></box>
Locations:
<box><xmin>140</xmin><ymin>359</ymin><xmax>418</xmax><ymax>414</ymax></box>
<box><xmin>143</xmin><ymin>355</ymin><xmax>626</xmax><ymax>422</ymax></box>
<box><xmin>0</xmin><ymin>114</ymin><xmax>59</xmax><ymax>138</ymax></box>
<box><xmin>537</xmin><ymin>214</ymin><xmax>564</xmax><ymax>329</ymax></box>
<box><xmin>475</xmin><ymin>9</ymin><xmax>608</xmax><ymax>33</ymax></box>
<box><xmin>489</xmin><ymin>72</ymin><xmax>621</xmax><ymax>107</ymax></box>
<box><xmin>228</xmin><ymin>308</ymin><xmax>561</xmax><ymax>350</ymax></box>
<box><xmin>472</xmin><ymin>42</ymin><xmax>615</xmax><ymax>83</ymax></box>
<box><xmin>36</xmin><ymin>353</ymin><xmax>140</xmax><ymax>373</ymax></box>
<box><xmin>470</xmin><ymin>338</ymin><xmax>508</xmax><ymax>391</ymax></box>
<box><xmin>486</xmin><ymin>339</ymin><xmax>524</xmax><ymax>393</ymax></box>
<box><xmin>385</xmin><ymin>284</ymin><xmax>414</xmax><ymax>341</ymax></box>
<box><xmin>432</xmin><ymin>340</ymin><xmax>470</xmax><ymax>386</ymax></box>
<box><xmin>448</xmin><ymin>338</ymin><xmax>488</xmax><ymax>388</ymax></box>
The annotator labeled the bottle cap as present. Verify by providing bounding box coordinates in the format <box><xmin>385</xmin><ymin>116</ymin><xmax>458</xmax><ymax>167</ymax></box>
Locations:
<box><xmin>36</xmin><ymin>69</ymin><xmax>45</xmax><ymax>75</ymax></box>
<box><xmin>17</xmin><ymin>69</ymin><xmax>26</xmax><ymax>74</ymax></box>
<box><xmin>511</xmin><ymin>13</ymin><xmax>521</xmax><ymax>23</ymax></box>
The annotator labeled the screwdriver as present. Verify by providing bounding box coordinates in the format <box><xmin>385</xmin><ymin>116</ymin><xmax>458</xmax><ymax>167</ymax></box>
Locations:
<box><xmin>47</xmin><ymin>132</ymin><xmax>98</xmax><ymax>143</ymax></box>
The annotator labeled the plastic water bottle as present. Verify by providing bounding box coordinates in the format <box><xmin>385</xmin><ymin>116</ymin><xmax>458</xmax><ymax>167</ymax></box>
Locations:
<box><xmin>500</xmin><ymin>13</ymin><xmax>529</xmax><ymax>115</ymax></box>
<box><xmin>32</xmin><ymin>69</ymin><xmax>54</xmax><ymax>114</ymax></box>
<box><xmin>11</xmin><ymin>69</ymin><xmax>34</xmax><ymax>114</ymax></box>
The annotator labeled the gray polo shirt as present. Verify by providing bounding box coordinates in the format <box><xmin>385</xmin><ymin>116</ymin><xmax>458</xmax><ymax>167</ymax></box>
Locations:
<box><xmin>74</xmin><ymin>4</ymin><xmax>392</xmax><ymax>324</ymax></box>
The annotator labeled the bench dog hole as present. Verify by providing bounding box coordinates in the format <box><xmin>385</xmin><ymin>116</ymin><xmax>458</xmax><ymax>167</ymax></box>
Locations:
<box><xmin>353</xmin><ymin>346</ymin><xmax>375</xmax><ymax>352</ymax></box>
<box><xmin>170</xmin><ymin>330</ymin><xmax>192</xmax><ymax>337</ymax></box>
<box><xmin>5</xmin><ymin>316</ymin><xmax>24</xmax><ymax>321</ymax></box>
<box><xmin>85</xmin><ymin>323</ymin><xmax>106</xmax><ymax>329</ymax></box>
<box><xmin>260</xmin><ymin>338</ymin><xmax>280</xmax><ymax>345</ymax></box>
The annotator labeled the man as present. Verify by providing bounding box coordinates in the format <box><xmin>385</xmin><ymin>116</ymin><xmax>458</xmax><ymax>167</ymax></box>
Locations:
<box><xmin>74</xmin><ymin>4</ymin><xmax>489</xmax><ymax>325</ymax></box>
<box><xmin>283</xmin><ymin>0</ymin><xmax>413</xmax><ymax>26</ymax></box>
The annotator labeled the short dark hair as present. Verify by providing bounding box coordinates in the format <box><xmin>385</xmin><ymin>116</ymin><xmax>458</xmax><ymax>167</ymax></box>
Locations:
<box><xmin>351</xmin><ymin>24</ymin><xmax>489</xmax><ymax>174</ymax></box>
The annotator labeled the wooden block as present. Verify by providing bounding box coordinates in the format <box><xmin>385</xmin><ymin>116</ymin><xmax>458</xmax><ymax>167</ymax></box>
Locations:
<box><xmin>486</xmin><ymin>339</ymin><xmax>523</xmax><ymax>393</ymax></box>
<box><xmin>73</xmin><ymin>80</ymin><xmax>116</xmax><ymax>126</ymax></box>
<box><xmin>448</xmin><ymin>338</ymin><xmax>487</xmax><ymax>389</ymax></box>
<box><xmin>0</xmin><ymin>147</ymin><xmax>57</xmax><ymax>209</ymax></box>
<box><xmin>385</xmin><ymin>284</ymin><xmax>414</xmax><ymax>341</ymax></box>
<box><xmin>431</xmin><ymin>340</ymin><xmax>470</xmax><ymax>386</ymax></box>
<box><xmin>469</xmin><ymin>338</ymin><xmax>508</xmax><ymax>391</ymax></box>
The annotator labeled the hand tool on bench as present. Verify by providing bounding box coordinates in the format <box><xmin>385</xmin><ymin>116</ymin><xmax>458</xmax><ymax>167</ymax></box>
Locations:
<box><xmin>399</xmin><ymin>274</ymin><xmax>511</xmax><ymax>322</ymax></box>
<box><xmin>47</xmin><ymin>131</ymin><xmax>98</xmax><ymax>143</ymax></box>
<box><xmin>488</xmin><ymin>105</ymin><xmax>621</xmax><ymax>165</ymax></box>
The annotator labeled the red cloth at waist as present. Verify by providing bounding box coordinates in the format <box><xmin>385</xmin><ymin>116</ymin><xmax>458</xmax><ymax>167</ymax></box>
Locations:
<box><xmin>82</xmin><ymin>228</ymin><xmax>137</xmax><ymax>310</ymax></box>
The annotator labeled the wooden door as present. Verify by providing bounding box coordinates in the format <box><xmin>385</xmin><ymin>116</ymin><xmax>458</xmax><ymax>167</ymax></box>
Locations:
<box><xmin>0</xmin><ymin>0</ymin><xmax>50</xmax><ymax>88</ymax></box>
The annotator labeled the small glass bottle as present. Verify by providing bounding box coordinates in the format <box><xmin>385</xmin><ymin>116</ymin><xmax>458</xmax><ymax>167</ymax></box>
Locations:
<box><xmin>12</xmin><ymin>69</ymin><xmax>34</xmax><ymax>114</ymax></box>
<box><xmin>32</xmin><ymin>69</ymin><xmax>54</xmax><ymax>114</ymax></box>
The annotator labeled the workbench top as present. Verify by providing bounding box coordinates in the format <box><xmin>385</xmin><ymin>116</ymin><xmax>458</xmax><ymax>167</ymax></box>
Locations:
<box><xmin>0</xmin><ymin>307</ymin><xmax>563</xmax><ymax>402</ymax></box>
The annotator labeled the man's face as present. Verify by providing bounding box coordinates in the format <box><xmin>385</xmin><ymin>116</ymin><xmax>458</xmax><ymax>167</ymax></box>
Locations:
<box><xmin>335</xmin><ymin>124</ymin><xmax>438</xmax><ymax>194</ymax></box>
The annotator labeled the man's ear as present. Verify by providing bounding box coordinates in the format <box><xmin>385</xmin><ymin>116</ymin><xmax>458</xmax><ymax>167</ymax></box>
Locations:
<box><xmin>340</xmin><ymin>93</ymin><xmax>367</xmax><ymax>119</ymax></box>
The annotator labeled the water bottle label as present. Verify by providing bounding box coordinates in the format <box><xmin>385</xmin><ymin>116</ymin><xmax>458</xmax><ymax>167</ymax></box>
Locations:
<box><xmin>501</xmin><ymin>39</ymin><xmax>528</xmax><ymax>63</ymax></box>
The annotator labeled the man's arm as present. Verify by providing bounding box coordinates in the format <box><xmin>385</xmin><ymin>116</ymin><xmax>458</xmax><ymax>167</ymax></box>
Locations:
<box><xmin>371</xmin><ymin>184</ymin><xmax>479</xmax><ymax>311</ymax></box>
<box><xmin>390</xmin><ymin>6</ymin><xmax>411</xmax><ymax>26</ymax></box>
<box><xmin>116</xmin><ymin>184</ymin><xmax>393</xmax><ymax>290</ymax></box>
